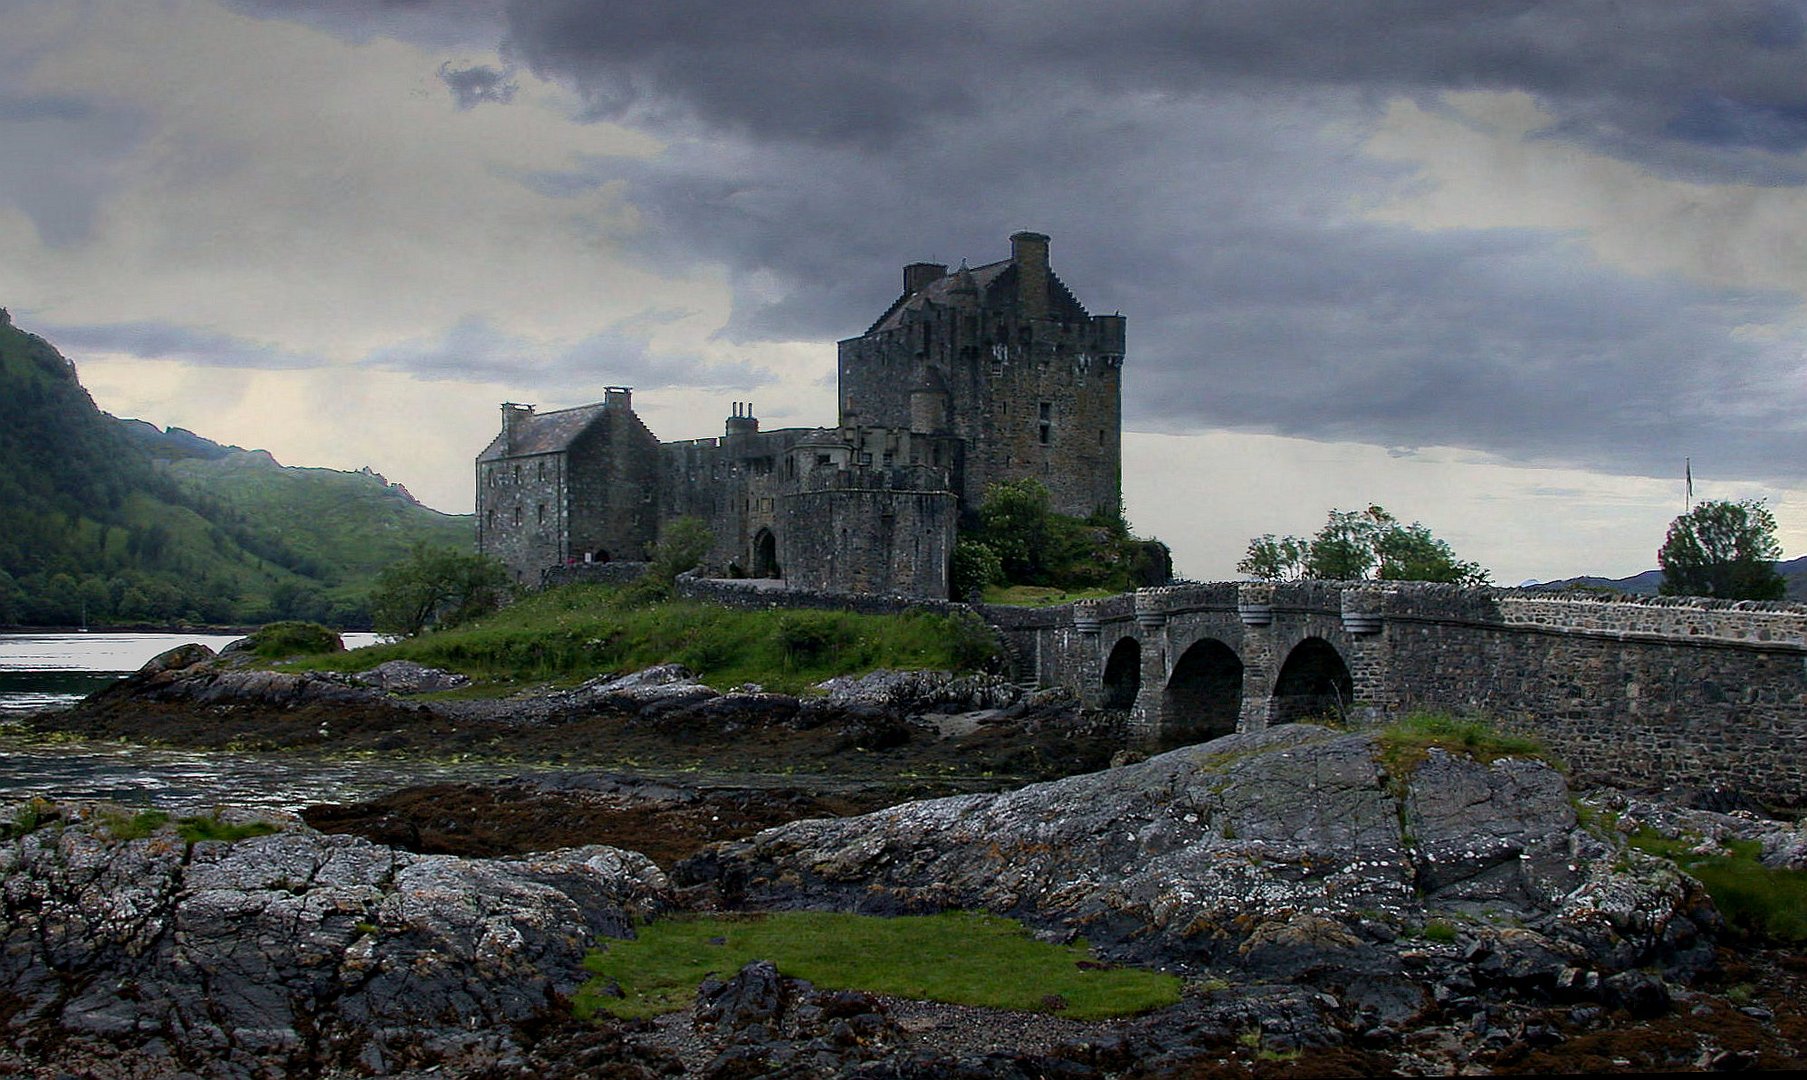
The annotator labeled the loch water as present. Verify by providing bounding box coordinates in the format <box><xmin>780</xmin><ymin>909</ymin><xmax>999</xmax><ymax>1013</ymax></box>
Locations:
<box><xmin>0</xmin><ymin>631</ymin><xmax>432</xmax><ymax>814</ymax></box>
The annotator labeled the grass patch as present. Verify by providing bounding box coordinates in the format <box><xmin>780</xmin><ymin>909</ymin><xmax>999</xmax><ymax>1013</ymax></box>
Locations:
<box><xmin>1629</xmin><ymin>832</ymin><xmax>1807</xmax><ymax>944</ymax></box>
<box><xmin>1374</xmin><ymin>710</ymin><xmax>1554</xmax><ymax>778</ymax></box>
<box><xmin>176</xmin><ymin>814</ymin><xmax>280</xmax><ymax>844</ymax></box>
<box><xmin>96</xmin><ymin>808</ymin><xmax>170</xmax><ymax>840</ymax></box>
<box><xmin>241</xmin><ymin>621</ymin><xmax>344</xmax><ymax>659</ymax></box>
<box><xmin>279</xmin><ymin>583</ymin><xmax>999</xmax><ymax>694</ymax></box>
<box><xmin>576</xmin><ymin>911</ymin><xmax>1180</xmax><ymax>1021</ymax></box>
<box><xmin>979</xmin><ymin>584</ymin><xmax>1120</xmax><ymax>607</ymax></box>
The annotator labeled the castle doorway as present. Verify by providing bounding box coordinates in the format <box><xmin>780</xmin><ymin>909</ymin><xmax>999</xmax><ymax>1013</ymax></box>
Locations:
<box><xmin>1161</xmin><ymin>638</ymin><xmax>1242</xmax><ymax>747</ymax></box>
<box><xmin>753</xmin><ymin>529</ymin><xmax>780</xmax><ymax>578</ymax></box>
<box><xmin>1101</xmin><ymin>636</ymin><xmax>1140</xmax><ymax>710</ymax></box>
<box><xmin>1271</xmin><ymin>637</ymin><xmax>1354</xmax><ymax>726</ymax></box>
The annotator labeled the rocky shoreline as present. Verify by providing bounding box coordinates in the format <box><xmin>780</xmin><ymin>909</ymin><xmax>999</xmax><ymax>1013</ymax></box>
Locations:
<box><xmin>3</xmin><ymin>644</ymin><xmax>1804</xmax><ymax>1076</ymax></box>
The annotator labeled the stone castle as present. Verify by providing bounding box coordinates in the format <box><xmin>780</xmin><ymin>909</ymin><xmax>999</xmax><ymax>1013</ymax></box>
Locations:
<box><xmin>476</xmin><ymin>232</ymin><xmax>1125</xmax><ymax>597</ymax></box>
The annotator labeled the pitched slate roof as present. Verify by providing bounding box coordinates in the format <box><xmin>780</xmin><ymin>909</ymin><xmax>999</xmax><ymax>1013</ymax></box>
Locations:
<box><xmin>864</xmin><ymin>259</ymin><xmax>1092</xmax><ymax>335</ymax></box>
<box><xmin>476</xmin><ymin>403</ymin><xmax>609</xmax><ymax>462</ymax></box>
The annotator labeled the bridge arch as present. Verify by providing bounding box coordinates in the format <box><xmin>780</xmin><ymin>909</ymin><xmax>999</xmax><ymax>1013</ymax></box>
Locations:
<box><xmin>1101</xmin><ymin>635</ymin><xmax>1141</xmax><ymax>710</ymax></box>
<box><xmin>1271</xmin><ymin>636</ymin><xmax>1354</xmax><ymax>725</ymax></box>
<box><xmin>1161</xmin><ymin>637</ymin><xmax>1243</xmax><ymax>747</ymax></box>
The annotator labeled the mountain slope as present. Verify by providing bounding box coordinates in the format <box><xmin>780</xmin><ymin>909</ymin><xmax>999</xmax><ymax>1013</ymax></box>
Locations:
<box><xmin>1538</xmin><ymin>556</ymin><xmax>1807</xmax><ymax>601</ymax></box>
<box><xmin>0</xmin><ymin>308</ymin><xmax>471</xmax><ymax>627</ymax></box>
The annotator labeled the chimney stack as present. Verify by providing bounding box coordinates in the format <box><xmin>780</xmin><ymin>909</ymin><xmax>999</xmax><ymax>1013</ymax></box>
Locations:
<box><xmin>1010</xmin><ymin>231</ymin><xmax>1049</xmax><ymax>318</ymax></box>
<box><xmin>903</xmin><ymin>262</ymin><xmax>947</xmax><ymax>296</ymax></box>
<box><xmin>501</xmin><ymin>402</ymin><xmax>534</xmax><ymax>454</ymax></box>
<box><xmin>602</xmin><ymin>386</ymin><xmax>633</xmax><ymax>411</ymax></box>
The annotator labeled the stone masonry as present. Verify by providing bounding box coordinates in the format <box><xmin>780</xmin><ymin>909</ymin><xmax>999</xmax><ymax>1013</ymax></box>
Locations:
<box><xmin>477</xmin><ymin>233</ymin><xmax>1122</xmax><ymax>597</ymax></box>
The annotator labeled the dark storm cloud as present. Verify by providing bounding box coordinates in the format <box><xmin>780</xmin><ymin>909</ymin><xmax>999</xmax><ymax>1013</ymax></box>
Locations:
<box><xmin>438</xmin><ymin>61</ymin><xmax>517</xmax><ymax>108</ymax></box>
<box><xmin>360</xmin><ymin>317</ymin><xmax>773</xmax><ymax>391</ymax></box>
<box><xmin>42</xmin><ymin>321</ymin><xmax>323</xmax><ymax>370</ymax></box>
<box><xmin>236</xmin><ymin>1</ymin><xmax>1807</xmax><ymax>485</ymax></box>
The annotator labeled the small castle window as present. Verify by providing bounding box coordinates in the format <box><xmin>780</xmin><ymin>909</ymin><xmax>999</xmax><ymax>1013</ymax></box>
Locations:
<box><xmin>513</xmin><ymin>465</ymin><xmax>520</xmax><ymax>484</ymax></box>
<box><xmin>512</xmin><ymin>506</ymin><xmax>522</xmax><ymax>526</ymax></box>
<box><xmin>538</xmin><ymin>460</ymin><xmax>546</xmax><ymax>481</ymax></box>
<box><xmin>816</xmin><ymin>454</ymin><xmax>831</xmax><ymax>467</ymax></box>
<box><xmin>537</xmin><ymin>503</ymin><xmax>546</xmax><ymax>524</ymax></box>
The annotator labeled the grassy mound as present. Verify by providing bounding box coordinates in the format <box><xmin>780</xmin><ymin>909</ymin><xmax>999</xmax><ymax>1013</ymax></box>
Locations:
<box><xmin>577</xmin><ymin>911</ymin><xmax>1180</xmax><ymax>1020</ymax></box>
<box><xmin>1630</xmin><ymin>833</ymin><xmax>1807</xmax><ymax>945</ymax></box>
<box><xmin>1373</xmin><ymin>710</ymin><xmax>1555</xmax><ymax>777</ymax></box>
<box><xmin>289</xmin><ymin>583</ymin><xmax>999</xmax><ymax>695</ymax></box>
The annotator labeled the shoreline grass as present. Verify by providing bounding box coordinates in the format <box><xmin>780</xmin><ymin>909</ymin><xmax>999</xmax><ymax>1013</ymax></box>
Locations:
<box><xmin>576</xmin><ymin>910</ymin><xmax>1181</xmax><ymax>1021</ymax></box>
<box><xmin>273</xmin><ymin>583</ymin><xmax>999</xmax><ymax>695</ymax></box>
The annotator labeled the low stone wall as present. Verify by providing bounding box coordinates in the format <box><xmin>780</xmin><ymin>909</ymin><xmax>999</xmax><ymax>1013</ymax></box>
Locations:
<box><xmin>540</xmin><ymin>561</ymin><xmax>650</xmax><ymax>589</ymax></box>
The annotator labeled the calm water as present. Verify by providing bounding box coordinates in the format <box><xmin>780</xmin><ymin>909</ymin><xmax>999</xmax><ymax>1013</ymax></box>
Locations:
<box><xmin>0</xmin><ymin>631</ymin><xmax>417</xmax><ymax>812</ymax></box>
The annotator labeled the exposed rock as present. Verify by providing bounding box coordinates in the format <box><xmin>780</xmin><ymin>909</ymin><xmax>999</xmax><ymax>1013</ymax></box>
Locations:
<box><xmin>676</xmin><ymin>725</ymin><xmax>1716</xmax><ymax>1023</ymax></box>
<box><xmin>350</xmin><ymin>659</ymin><xmax>471</xmax><ymax>695</ymax></box>
<box><xmin>811</xmin><ymin>669</ymin><xmax>1022</xmax><ymax>716</ymax></box>
<box><xmin>135</xmin><ymin>642</ymin><xmax>218</xmax><ymax>678</ymax></box>
<box><xmin>0</xmin><ymin>800</ymin><xmax>668</xmax><ymax>1078</ymax></box>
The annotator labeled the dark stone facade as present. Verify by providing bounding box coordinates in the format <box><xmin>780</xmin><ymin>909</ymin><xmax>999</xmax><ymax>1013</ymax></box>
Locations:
<box><xmin>476</xmin><ymin>233</ymin><xmax>1122</xmax><ymax>597</ymax></box>
<box><xmin>837</xmin><ymin>232</ymin><xmax>1124</xmax><ymax>519</ymax></box>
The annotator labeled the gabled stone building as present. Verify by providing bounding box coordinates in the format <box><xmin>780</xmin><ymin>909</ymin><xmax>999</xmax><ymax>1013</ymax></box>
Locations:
<box><xmin>476</xmin><ymin>232</ymin><xmax>1124</xmax><ymax>599</ymax></box>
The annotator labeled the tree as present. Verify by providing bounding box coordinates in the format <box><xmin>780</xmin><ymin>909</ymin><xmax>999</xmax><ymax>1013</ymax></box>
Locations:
<box><xmin>1239</xmin><ymin>505</ymin><xmax>1489</xmax><ymax>585</ymax></box>
<box><xmin>368</xmin><ymin>543</ymin><xmax>510</xmax><ymax>636</ymax></box>
<box><xmin>1657</xmin><ymin>499</ymin><xmax>1786</xmax><ymax>600</ymax></box>
<box><xmin>977</xmin><ymin>478</ymin><xmax>1054</xmax><ymax>582</ymax></box>
<box><xmin>647</xmin><ymin>516</ymin><xmax>714</xmax><ymax>582</ymax></box>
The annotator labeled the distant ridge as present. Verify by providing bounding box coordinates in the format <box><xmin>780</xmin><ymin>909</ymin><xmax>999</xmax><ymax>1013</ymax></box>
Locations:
<box><xmin>0</xmin><ymin>311</ymin><xmax>470</xmax><ymax>627</ymax></box>
<box><xmin>1533</xmin><ymin>556</ymin><xmax>1807</xmax><ymax>602</ymax></box>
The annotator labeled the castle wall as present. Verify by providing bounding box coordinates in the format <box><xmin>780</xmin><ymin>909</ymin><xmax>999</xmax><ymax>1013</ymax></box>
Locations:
<box><xmin>836</xmin><ymin>234</ymin><xmax>1124</xmax><ymax>520</ymax></box>
<box><xmin>565</xmin><ymin>408</ymin><xmax>662</xmax><ymax>566</ymax></box>
<box><xmin>475</xmin><ymin>452</ymin><xmax>565</xmax><ymax>587</ymax></box>
<box><xmin>777</xmin><ymin>485</ymin><xmax>956</xmax><ymax>597</ymax></box>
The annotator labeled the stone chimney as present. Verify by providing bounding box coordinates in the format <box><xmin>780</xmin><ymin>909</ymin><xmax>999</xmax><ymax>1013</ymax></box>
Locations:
<box><xmin>1010</xmin><ymin>231</ymin><xmax>1049</xmax><ymax>319</ymax></box>
<box><xmin>725</xmin><ymin>400</ymin><xmax>759</xmax><ymax>438</ymax></box>
<box><xmin>501</xmin><ymin>402</ymin><xmax>534</xmax><ymax>454</ymax></box>
<box><xmin>603</xmin><ymin>386</ymin><xmax>634</xmax><ymax>411</ymax></box>
<box><xmin>904</xmin><ymin>262</ymin><xmax>947</xmax><ymax>296</ymax></box>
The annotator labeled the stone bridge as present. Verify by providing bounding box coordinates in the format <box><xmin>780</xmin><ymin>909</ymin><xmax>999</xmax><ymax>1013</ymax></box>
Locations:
<box><xmin>987</xmin><ymin>580</ymin><xmax>1807</xmax><ymax>808</ymax></box>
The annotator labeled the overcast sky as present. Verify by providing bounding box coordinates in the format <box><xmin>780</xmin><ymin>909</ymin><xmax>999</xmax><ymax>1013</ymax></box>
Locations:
<box><xmin>4</xmin><ymin>0</ymin><xmax>1806</xmax><ymax>584</ymax></box>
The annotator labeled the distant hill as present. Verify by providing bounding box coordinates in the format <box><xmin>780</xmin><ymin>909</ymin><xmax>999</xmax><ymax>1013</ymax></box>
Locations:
<box><xmin>0</xmin><ymin>308</ymin><xmax>471</xmax><ymax>628</ymax></box>
<box><xmin>1535</xmin><ymin>556</ymin><xmax>1807</xmax><ymax>602</ymax></box>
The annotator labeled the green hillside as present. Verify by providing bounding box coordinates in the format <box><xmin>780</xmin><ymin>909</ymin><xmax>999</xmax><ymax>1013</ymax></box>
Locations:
<box><xmin>0</xmin><ymin>308</ymin><xmax>472</xmax><ymax>628</ymax></box>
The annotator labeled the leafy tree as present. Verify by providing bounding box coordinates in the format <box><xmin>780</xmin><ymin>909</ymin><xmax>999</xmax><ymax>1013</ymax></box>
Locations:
<box><xmin>950</xmin><ymin>539</ymin><xmax>1005</xmax><ymax>598</ymax></box>
<box><xmin>1237</xmin><ymin>534</ymin><xmax>1311</xmax><ymax>581</ymax></box>
<box><xmin>1658</xmin><ymin>499</ymin><xmax>1786</xmax><ymax>600</ymax></box>
<box><xmin>1239</xmin><ymin>505</ymin><xmax>1488</xmax><ymax>585</ymax></box>
<box><xmin>648</xmin><ymin>516</ymin><xmax>714</xmax><ymax>582</ymax></box>
<box><xmin>977</xmin><ymin>478</ymin><xmax>1054</xmax><ymax>582</ymax></box>
<box><xmin>624</xmin><ymin>516</ymin><xmax>716</xmax><ymax>604</ymax></box>
<box><xmin>369</xmin><ymin>543</ymin><xmax>510</xmax><ymax>636</ymax></box>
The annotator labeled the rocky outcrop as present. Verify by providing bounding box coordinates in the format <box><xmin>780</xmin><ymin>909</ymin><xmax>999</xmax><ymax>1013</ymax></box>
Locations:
<box><xmin>677</xmin><ymin>725</ymin><xmax>1717</xmax><ymax>1028</ymax></box>
<box><xmin>0</xmin><ymin>801</ymin><xmax>667</xmax><ymax>1078</ymax></box>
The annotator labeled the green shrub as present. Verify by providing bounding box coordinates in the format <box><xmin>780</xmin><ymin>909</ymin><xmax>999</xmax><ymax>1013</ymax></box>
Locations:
<box><xmin>577</xmin><ymin>911</ymin><xmax>1180</xmax><ymax>1021</ymax></box>
<box><xmin>245</xmin><ymin>620</ymin><xmax>344</xmax><ymax>658</ymax></box>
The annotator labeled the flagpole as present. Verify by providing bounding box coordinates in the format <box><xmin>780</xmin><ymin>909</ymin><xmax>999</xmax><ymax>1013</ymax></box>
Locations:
<box><xmin>1685</xmin><ymin>458</ymin><xmax>1693</xmax><ymax>511</ymax></box>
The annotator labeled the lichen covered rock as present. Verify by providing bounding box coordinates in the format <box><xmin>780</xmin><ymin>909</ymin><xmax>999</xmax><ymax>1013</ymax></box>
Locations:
<box><xmin>0</xmin><ymin>801</ymin><xmax>668</xmax><ymax>1078</ymax></box>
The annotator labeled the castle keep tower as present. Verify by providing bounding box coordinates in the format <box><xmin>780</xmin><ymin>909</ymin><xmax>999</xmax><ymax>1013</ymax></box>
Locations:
<box><xmin>836</xmin><ymin>231</ymin><xmax>1124</xmax><ymax>519</ymax></box>
<box><xmin>479</xmin><ymin>230</ymin><xmax>1122</xmax><ymax>597</ymax></box>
